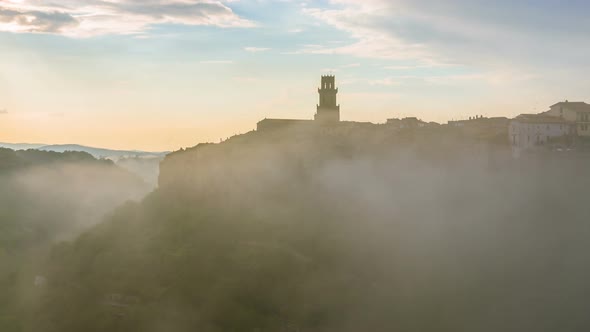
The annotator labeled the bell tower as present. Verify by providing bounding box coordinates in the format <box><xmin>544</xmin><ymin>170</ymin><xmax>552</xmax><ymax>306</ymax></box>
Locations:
<box><xmin>315</xmin><ymin>75</ymin><xmax>340</xmax><ymax>123</ymax></box>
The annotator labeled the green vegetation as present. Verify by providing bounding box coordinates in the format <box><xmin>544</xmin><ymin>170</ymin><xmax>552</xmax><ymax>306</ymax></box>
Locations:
<box><xmin>19</xmin><ymin>127</ymin><xmax>590</xmax><ymax>332</ymax></box>
<box><xmin>0</xmin><ymin>148</ymin><xmax>150</xmax><ymax>331</ymax></box>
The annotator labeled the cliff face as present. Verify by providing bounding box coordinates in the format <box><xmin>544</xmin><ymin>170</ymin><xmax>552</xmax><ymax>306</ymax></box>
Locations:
<box><xmin>157</xmin><ymin>125</ymin><xmax>511</xmax><ymax>193</ymax></box>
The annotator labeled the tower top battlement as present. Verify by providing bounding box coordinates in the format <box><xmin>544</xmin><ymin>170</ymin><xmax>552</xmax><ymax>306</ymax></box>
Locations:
<box><xmin>315</xmin><ymin>75</ymin><xmax>340</xmax><ymax>123</ymax></box>
<box><xmin>320</xmin><ymin>75</ymin><xmax>337</xmax><ymax>91</ymax></box>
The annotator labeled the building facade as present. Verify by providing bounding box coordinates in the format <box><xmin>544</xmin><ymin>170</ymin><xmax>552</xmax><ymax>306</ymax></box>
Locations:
<box><xmin>509</xmin><ymin>114</ymin><xmax>575</xmax><ymax>155</ymax></box>
<box><xmin>546</xmin><ymin>101</ymin><xmax>590</xmax><ymax>137</ymax></box>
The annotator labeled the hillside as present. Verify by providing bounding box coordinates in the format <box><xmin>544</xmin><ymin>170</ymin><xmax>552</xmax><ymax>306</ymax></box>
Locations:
<box><xmin>0</xmin><ymin>143</ymin><xmax>168</xmax><ymax>187</ymax></box>
<box><xmin>0</xmin><ymin>142</ymin><xmax>167</xmax><ymax>159</ymax></box>
<box><xmin>37</xmin><ymin>144</ymin><xmax>167</xmax><ymax>160</ymax></box>
<box><xmin>28</xmin><ymin>126</ymin><xmax>590</xmax><ymax>332</ymax></box>
<box><xmin>0</xmin><ymin>148</ymin><xmax>152</xmax><ymax>331</ymax></box>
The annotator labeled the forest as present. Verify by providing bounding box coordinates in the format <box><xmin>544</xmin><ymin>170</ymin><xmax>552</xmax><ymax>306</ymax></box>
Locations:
<box><xmin>0</xmin><ymin>148</ymin><xmax>150</xmax><ymax>331</ymax></box>
<box><xmin>2</xmin><ymin>126</ymin><xmax>590</xmax><ymax>332</ymax></box>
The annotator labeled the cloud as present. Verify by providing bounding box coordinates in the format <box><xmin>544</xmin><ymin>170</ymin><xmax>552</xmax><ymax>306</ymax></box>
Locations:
<box><xmin>0</xmin><ymin>109</ymin><xmax>7</xmax><ymax>114</ymax></box>
<box><xmin>0</xmin><ymin>0</ymin><xmax>254</xmax><ymax>37</ymax></box>
<box><xmin>302</xmin><ymin>0</ymin><xmax>590</xmax><ymax>71</ymax></box>
<box><xmin>199</xmin><ymin>60</ymin><xmax>234</xmax><ymax>64</ymax></box>
<box><xmin>368</xmin><ymin>78</ymin><xmax>399</xmax><ymax>86</ymax></box>
<box><xmin>301</xmin><ymin>2</ymin><xmax>429</xmax><ymax>62</ymax></box>
<box><xmin>0</xmin><ymin>8</ymin><xmax>79</xmax><ymax>33</ymax></box>
<box><xmin>244</xmin><ymin>47</ymin><xmax>271</xmax><ymax>53</ymax></box>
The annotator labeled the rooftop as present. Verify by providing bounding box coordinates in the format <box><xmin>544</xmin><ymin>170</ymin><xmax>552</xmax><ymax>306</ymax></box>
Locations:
<box><xmin>551</xmin><ymin>101</ymin><xmax>590</xmax><ymax>113</ymax></box>
<box><xmin>514</xmin><ymin>114</ymin><xmax>574</xmax><ymax>124</ymax></box>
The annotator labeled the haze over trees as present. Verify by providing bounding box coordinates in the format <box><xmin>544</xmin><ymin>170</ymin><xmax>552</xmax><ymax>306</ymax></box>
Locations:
<box><xmin>6</xmin><ymin>126</ymin><xmax>589</xmax><ymax>332</ymax></box>
<box><xmin>0</xmin><ymin>143</ymin><xmax>167</xmax><ymax>187</ymax></box>
<box><xmin>0</xmin><ymin>148</ymin><xmax>151</xmax><ymax>331</ymax></box>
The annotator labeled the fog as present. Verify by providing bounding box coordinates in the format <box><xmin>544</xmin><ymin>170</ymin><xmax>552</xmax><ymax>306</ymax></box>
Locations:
<box><xmin>0</xmin><ymin>149</ymin><xmax>151</xmax><ymax>330</ymax></box>
<box><xmin>3</xmin><ymin>129</ymin><xmax>590</xmax><ymax>331</ymax></box>
<box><xmin>13</xmin><ymin>163</ymin><xmax>150</xmax><ymax>238</ymax></box>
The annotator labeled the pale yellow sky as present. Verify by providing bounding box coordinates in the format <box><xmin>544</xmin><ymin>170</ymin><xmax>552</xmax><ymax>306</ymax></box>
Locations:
<box><xmin>1</xmin><ymin>0</ymin><xmax>589</xmax><ymax>151</ymax></box>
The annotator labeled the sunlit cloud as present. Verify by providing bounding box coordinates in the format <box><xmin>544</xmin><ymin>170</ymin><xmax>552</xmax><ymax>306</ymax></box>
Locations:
<box><xmin>0</xmin><ymin>0</ymin><xmax>255</xmax><ymax>37</ymax></box>
<box><xmin>302</xmin><ymin>0</ymin><xmax>590</xmax><ymax>71</ymax></box>
<box><xmin>301</xmin><ymin>2</ymin><xmax>429</xmax><ymax>62</ymax></box>
<box><xmin>244</xmin><ymin>47</ymin><xmax>271</xmax><ymax>53</ymax></box>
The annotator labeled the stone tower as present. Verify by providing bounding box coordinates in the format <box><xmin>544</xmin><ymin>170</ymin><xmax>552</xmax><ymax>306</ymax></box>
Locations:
<box><xmin>315</xmin><ymin>75</ymin><xmax>340</xmax><ymax>123</ymax></box>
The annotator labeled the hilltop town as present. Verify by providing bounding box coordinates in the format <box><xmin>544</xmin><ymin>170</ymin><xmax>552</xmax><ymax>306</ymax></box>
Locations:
<box><xmin>256</xmin><ymin>75</ymin><xmax>590</xmax><ymax>158</ymax></box>
<box><xmin>10</xmin><ymin>75</ymin><xmax>590</xmax><ymax>332</ymax></box>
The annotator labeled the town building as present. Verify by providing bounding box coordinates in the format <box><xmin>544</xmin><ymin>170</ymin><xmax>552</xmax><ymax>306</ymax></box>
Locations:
<box><xmin>509</xmin><ymin>114</ymin><xmax>575</xmax><ymax>155</ymax></box>
<box><xmin>386</xmin><ymin>117</ymin><xmax>428</xmax><ymax>129</ymax></box>
<box><xmin>448</xmin><ymin>116</ymin><xmax>509</xmax><ymax>129</ymax></box>
<box><xmin>257</xmin><ymin>75</ymin><xmax>340</xmax><ymax>131</ymax></box>
<box><xmin>545</xmin><ymin>101</ymin><xmax>590</xmax><ymax>137</ymax></box>
<box><xmin>448</xmin><ymin>116</ymin><xmax>509</xmax><ymax>141</ymax></box>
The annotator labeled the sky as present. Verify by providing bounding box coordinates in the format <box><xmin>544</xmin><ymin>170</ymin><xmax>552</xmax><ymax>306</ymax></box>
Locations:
<box><xmin>1</xmin><ymin>0</ymin><xmax>589</xmax><ymax>151</ymax></box>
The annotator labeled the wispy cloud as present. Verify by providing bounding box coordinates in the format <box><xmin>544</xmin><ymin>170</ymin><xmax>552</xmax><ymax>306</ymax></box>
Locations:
<box><xmin>199</xmin><ymin>60</ymin><xmax>234</xmax><ymax>64</ymax></box>
<box><xmin>301</xmin><ymin>3</ymin><xmax>429</xmax><ymax>61</ymax></box>
<box><xmin>0</xmin><ymin>109</ymin><xmax>7</xmax><ymax>114</ymax></box>
<box><xmin>244</xmin><ymin>47</ymin><xmax>271</xmax><ymax>53</ymax></box>
<box><xmin>368</xmin><ymin>78</ymin><xmax>399</xmax><ymax>86</ymax></box>
<box><xmin>302</xmin><ymin>0</ymin><xmax>590</xmax><ymax>71</ymax></box>
<box><xmin>0</xmin><ymin>0</ymin><xmax>255</xmax><ymax>37</ymax></box>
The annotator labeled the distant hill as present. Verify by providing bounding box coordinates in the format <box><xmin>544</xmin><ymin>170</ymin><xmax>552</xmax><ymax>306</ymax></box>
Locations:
<box><xmin>0</xmin><ymin>143</ymin><xmax>168</xmax><ymax>186</ymax></box>
<box><xmin>0</xmin><ymin>143</ymin><xmax>46</xmax><ymax>150</ymax></box>
<box><xmin>0</xmin><ymin>142</ymin><xmax>168</xmax><ymax>160</ymax></box>
<box><xmin>37</xmin><ymin>144</ymin><xmax>168</xmax><ymax>160</ymax></box>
